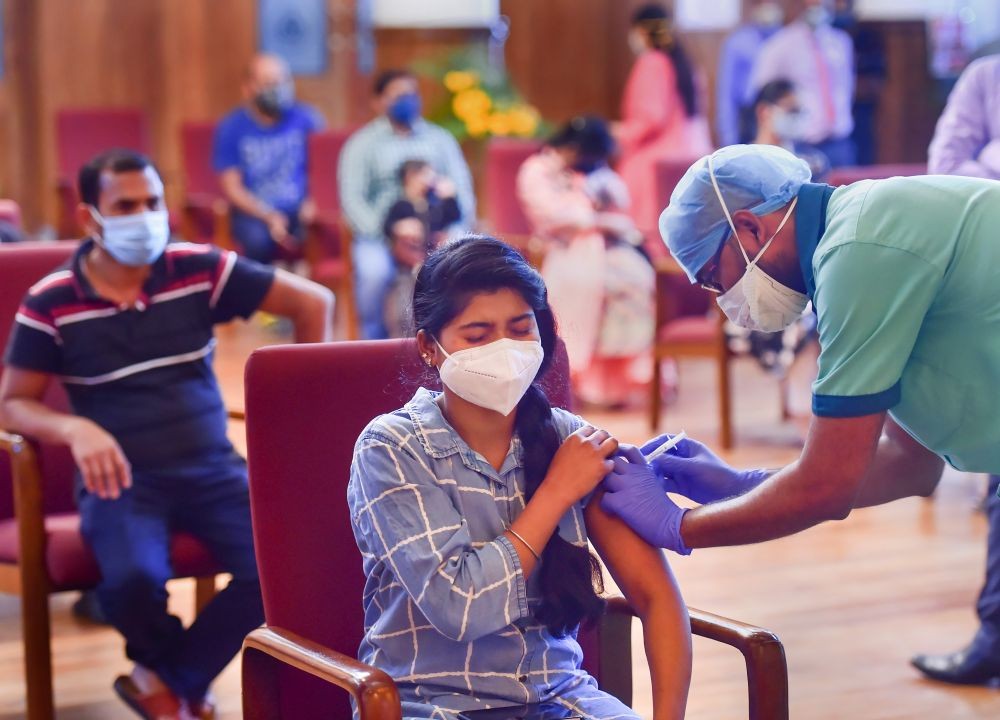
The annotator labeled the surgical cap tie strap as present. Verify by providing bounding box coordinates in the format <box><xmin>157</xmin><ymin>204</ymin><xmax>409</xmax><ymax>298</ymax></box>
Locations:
<box><xmin>707</xmin><ymin>152</ymin><xmax>799</xmax><ymax>271</ymax></box>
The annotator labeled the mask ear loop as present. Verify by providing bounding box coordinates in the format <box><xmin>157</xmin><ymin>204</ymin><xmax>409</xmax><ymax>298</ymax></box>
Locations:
<box><xmin>707</xmin><ymin>154</ymin><xmax>799</xmax><ymax>271</ymax></box>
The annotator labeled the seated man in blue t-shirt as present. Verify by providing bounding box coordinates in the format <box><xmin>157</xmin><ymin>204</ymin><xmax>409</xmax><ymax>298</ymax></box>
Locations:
<box><xmin>213</xmin><ymin>54</ymin><xmax>325</xmax><ymax>264</ymax></box>
<box><xmin>0</xmin><ymin>149</ymin><xmax>333</xmax><ymax>719</ymax></box>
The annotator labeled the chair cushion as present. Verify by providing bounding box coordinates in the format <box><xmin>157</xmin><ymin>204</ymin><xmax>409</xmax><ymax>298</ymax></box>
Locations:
<box><xmin>309</xmin><ymin>258</ymin><xmax>347</xmax><ymax>283</ymax></box>
<box><xmin>657</xmin><ymin>316</ymin><xmax>718</xmax><ymax>345</ymax></box>
<box><xmin>0</xmin><ymin>513</ymin><xmax>220</xmax><ymax>592</ymax></box>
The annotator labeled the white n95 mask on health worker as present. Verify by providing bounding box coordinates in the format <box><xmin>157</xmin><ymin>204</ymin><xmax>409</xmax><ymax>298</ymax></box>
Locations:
<box><xmin>707</xmin><ymin>155</ymin><xmax>808</xmax><ymax>333</ymax></box>
<box><xmin>436</xmin><ymin>338</ymin><xmax>544</xmax><ymax>416</ymax></box>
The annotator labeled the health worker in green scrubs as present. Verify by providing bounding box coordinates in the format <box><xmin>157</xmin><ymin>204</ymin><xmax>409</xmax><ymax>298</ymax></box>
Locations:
<box><xmin>598</xmin><ymin>144</ymin><xmax>1000</xmax><ymax>579</ymax></box>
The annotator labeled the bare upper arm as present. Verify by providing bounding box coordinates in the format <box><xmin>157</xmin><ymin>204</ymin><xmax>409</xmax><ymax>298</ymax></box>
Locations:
<box><xmin>218</xmin><ymin>168</ymin><xmax>245</xmax><ymax>196</ymax></box>
<box><xmin>256</xmin><ymin>268</ymin><xmax>331</xmax><ymax>318</ymax></box>
<box><xmin>0</xmin><ymin>366</ymin><xmax>51</xmax><ymax>405</ymax></box>
<box><xmin>585</xmin><ymin>490</ymin><xmax>684</xmax><ymax>618</ymax></box>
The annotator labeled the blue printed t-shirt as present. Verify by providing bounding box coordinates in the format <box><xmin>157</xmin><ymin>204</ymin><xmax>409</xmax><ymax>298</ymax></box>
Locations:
<box><xmin>3</xmin><ymin>240</ymin><xmax>275</xmax><ymax>471</ymax></box>
<box><xmin>212</xmin><ymin>103</ymin><xmax>324</xmax><ymax>213</ymax></box>
<box><xmin>795</xmin><ymin>177</ymin><xmax>1000</xmax><ymax>472</ymax></box>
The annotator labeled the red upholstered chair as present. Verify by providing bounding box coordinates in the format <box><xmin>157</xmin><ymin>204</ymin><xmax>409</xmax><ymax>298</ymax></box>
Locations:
<box><xmin>54</xmin><ymin>108</ymin><xmax>150</xmax><ymax>238</ymax></box>
<box><xmin>180</xmin><ymin>121</ymin><xmax>233</xmax><ymax>250</ymax></box>
<box><xmin>646</xmin><ymin>158</ymin><xmax>700</xmax><ymax>259</ymax></box>
<box><xmin>306</xmin><ymin>129</ymin><xmax>359</xmax><ymax>339</ymax></box>
<box><xmin>0</xmin><ymin>242</ymin><xmax>221</xmax><ymax>720</ymax></box>
<box><xmin>826</xmin><ymin>163</ymin><xmax>927</xmax><ymax>186</ymax></box>
<box><xmin>485</xmin><ymin>137</ymin><xmax>543</xmax><ymax>261</ymax></box>
<box><xmin>241</xmin><ymin>339</ymin><xmax>789</xmax><ymax>720</ymax></box>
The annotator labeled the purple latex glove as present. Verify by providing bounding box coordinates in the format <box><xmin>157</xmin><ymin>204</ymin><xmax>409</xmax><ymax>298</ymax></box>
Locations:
<box><xmin>641</xmin><ymin>434</ymin><xmax>771</xmax><ymax>505</ymax></box>
<box><xmin>600</xmin><ymin>445</ymin><xmax>691</xmax><ymax>555</ymax></box>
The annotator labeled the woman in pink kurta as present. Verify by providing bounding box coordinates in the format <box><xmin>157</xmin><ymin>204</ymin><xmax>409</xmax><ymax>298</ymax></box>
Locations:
<box><xmin>616</xmin><ymin>4</ymin><xmax>713</xmax><ymax>236</ymax></box>
<box><xmin>516</xmin><ymin>118</ymin><xmax>654</xmax><ymax>408</ymax></box>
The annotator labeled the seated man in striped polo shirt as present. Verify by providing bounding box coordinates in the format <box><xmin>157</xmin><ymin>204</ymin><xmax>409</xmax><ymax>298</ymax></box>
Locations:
<box><xmin>0</xmin><ymin>149</ymin><xmax>333</xmax><ymax>720</ymax></box>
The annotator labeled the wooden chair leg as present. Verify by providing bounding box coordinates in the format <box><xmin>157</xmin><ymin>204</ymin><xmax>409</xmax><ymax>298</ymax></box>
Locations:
<box><xmin>718</xmin><ymin>353</ymin><xmax>733</xmax><ymax>450</ymax></box>
<box><xmin>649</xmin><ymin>352</ymin><xmax>663</xmax><ymax>432</ymax></box>
<box><xmin>779</xmin><ymin>377</ymin><xmax>792</xmax><ymax>421</ymax></box>
<box><xmin>339</xmin><ymin>278</ymin><xmax>360</xmax><ymax>341</ymax></box>
<box><xmin>194</xmin><ymin>576</ymin><xmax>217</xmax><ymax>614</ymax></box>
<box><xmin>21</xmin><ymin>573</ymin><xmax>55</xmax><ymax>720</ymax></box>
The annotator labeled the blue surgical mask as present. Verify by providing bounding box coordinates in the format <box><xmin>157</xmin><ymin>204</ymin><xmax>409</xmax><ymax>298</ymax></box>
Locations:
<box><xmin>89</xmin><ymin>207</ymin><xmax>170</xmax><ymax>267</ymax></box>
<box><xmin>803</xmin><ymin>6</ymin><xmax>832</xmax><ymax>28</ymax></box>
<box><xmin>772</xmin><ymin>108</ymin><xmax>805</xmax><ymax>142</ymax></box>
<box><xmin>388</xmin><ymin>93</ymin><xmax>422</xmax><ymax>127</ymax></box>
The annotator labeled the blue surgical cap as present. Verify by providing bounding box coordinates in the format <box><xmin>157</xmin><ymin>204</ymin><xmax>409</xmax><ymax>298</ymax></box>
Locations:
<box><xmin>659</xmin><ymin>145</ymin><xmax>812</xmax><ymax>281</ymax></box>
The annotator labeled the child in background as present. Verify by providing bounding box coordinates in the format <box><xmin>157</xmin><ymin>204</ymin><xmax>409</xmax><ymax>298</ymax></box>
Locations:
<box><xmin>389</xmin><ymin>158</ymin><xmax>462</xmax><ymax>249</ymax></box>
<box><xmin>382</xmin><ymin>205</ymin><xmax>427</xmax><ymax>338</ymax></box>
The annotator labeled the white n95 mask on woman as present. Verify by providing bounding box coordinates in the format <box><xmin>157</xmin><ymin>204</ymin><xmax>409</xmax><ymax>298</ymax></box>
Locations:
<box><xmin>707</xmin><ymin>155</ymin><xmax>808</xmax><ymax>333</ymax></box>
<box><xmin>436</xmin><ymin>338</ymin><xmax>545</xmax><ymax>416</ymax></box>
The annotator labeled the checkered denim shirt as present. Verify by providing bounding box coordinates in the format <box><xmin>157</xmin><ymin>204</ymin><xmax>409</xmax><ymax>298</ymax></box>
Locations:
<box><xmin>348</xmin><ymin>387</ymin><xmax>594</xmax><ymax>711</ymax></box>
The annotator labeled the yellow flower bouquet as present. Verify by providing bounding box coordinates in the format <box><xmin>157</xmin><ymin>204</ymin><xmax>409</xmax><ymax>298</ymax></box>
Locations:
<box><xmin>416</xmin><ymin>52</ymin><xmax>547</xmax><ymax>142</ymax></box>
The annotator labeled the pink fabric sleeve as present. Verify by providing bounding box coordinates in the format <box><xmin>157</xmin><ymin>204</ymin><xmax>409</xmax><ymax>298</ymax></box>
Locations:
<box><xmin>516</xmin><ymin>154</ymin><xmax>596</xmax><ymax>239</ymax></box>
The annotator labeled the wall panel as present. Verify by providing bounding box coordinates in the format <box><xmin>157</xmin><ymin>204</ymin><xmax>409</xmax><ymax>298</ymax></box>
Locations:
<box><xmin>0</xmin><ymin>0</ymin><xmax>944</xmax><ymax>231</ymax></box>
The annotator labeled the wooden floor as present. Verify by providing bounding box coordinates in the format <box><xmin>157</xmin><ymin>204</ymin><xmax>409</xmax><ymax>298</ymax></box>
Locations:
<box><xmin>2</xmin><ymin>320</ymin><xmax>999</xmax><ymax>719</ymax></box>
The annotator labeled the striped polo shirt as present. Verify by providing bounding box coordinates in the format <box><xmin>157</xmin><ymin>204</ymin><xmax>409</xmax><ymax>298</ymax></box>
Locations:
<box><xmin>3</xmin><ymin>239</ymin><xmax>274</xmax><ymax>472</ymax></box>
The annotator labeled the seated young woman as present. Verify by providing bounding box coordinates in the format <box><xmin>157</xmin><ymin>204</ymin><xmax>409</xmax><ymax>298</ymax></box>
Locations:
<box><xmin>348</xmin><ymin>235</ymin><xmax>692</xmax><ymax>720</ymax></box>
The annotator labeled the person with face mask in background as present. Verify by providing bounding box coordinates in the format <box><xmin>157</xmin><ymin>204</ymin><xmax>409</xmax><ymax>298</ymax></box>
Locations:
<box><xmin>752</xmin><ymin>79</ymin><xmax>830</xmax><ymax>181</ymax></box>
<box><xmin>0</xmin><ymin>150</ymin><xmax>334</xmax><ymax>720</ymax></box>
<box><xmin>339</xmin><ymin>69</ymin><xmax>476</xmax><ymax>339</ymax></box>
<box><xmin>716</xmin><ymin>1</ymin><xmax>785</xmax><ymax>147</ymax></box>
<box><xmin>213</xmin><ymin>54</ymin><xmax>325</xmax><ymax>264</ymax></box>
<box><xmin>749</xmin><ymin>0</ymin><xmax>856</xmax><ymax>167</ymax></box>
<box><xmin>614</xmin><ymin>4</ymin><xmax>713</xmax><ymax>240</ymax></box>
<box><xmin>517</xmin><ymin>117</ymin><xmax>655</xmax><ymax>409</ymax></box>
<box><xmin>595</xmin><ymin>147</ymin><xmax>1000</xmax><ymax>684</ymax></box>
<box><xmin>348</xmin><ymin>235</ymin><xmax>691</xmax><ymax>720</ymax></box>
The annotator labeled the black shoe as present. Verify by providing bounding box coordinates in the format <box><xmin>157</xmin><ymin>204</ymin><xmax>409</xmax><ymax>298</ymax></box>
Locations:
<box><xmin>71</xmin><ymin>590</ymin><xmax>109</xmax><ymax>625</ymax></box>
<box><xmin>911</xmin><ymin>647</ymin><xmax>1000</xmax><ymax>686</ymax></box>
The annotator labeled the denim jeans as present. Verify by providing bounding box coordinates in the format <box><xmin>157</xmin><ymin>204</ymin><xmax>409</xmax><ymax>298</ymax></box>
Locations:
<box><xmin>229</xmin><ymin>207</ymin><xmax>302</xmax><ymax>265</ymax></box>
<box><xmin>353</xmin><ymin>236</ymin><xmax>396</xmax><ymax>339</ymax></box>
<box><xmin>79</xmin><ymin>454</ymin><xmax>264</xmax><ymax>703</ymax></box>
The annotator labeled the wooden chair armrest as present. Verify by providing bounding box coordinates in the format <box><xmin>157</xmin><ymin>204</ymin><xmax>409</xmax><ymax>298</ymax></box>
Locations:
<box><xmin>0</xmin><ymin>430</ymin><xmax>48</xmax><ymax>591</ymax></box>
<box><xmin>242</xmin><ymin>626</ymin><xmax>401</xmax><ymax>720</ymax></box>
<box><xmin>604</xmin><ymin>597</ymin><xmax>788</xmax><ymax>720</ymax></box>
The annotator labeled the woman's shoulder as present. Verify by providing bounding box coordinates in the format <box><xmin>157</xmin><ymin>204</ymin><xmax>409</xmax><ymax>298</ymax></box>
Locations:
<box><xmin>548</xmin><ymin>405</ymin><xmax>588</xmax><ymax>441</ymax></box>
<box><xmin>356</xmin><ymin>406</ymin><xmax>417</xmax><ymax>451</ymax></box>
<box><xmin>354</xmin><ymin>387</ymin><xmax>450</xmax><ymax>457</ymax></box>
<box><xmin>636</xmin><ymin>48</ymin><xmax>674</xmax><ymax>73</ymax></box>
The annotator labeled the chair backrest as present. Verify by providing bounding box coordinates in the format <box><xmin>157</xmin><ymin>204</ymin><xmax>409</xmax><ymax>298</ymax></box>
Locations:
<box><xmin>308</xmin><ymin>129</ymin><xmax>353</xmax><ymax>219</ymax></box>
<box><xmin>648</xmin><ymin>157</ymin><xmax>701</xmax><ymax>260</ymax></box>
<box><xmin>0</xmin><ymin>200</ymin><xmax>22</xmax><ymax>229</ymax></box>
<box><xmin>826</xmin><ymin>163</ymin><xmax>927</xmax><ymax>186</ymax></box>
<box><xmin>486</xmin><ymin>137</ymin><xmax>543</xmax><ymax>236</ymax></box>
<box><xmin>55</xmin><ymin>108</ymin><xmax>150</xmax><ymax>180</ymax></box>
<box><xmin>0</xmin><ymin>242</ymin><xmax>80</xmax><ymax>520</ymax></box>
<box><xmin>244</xmin><ymin>338</ymin><xmax>575</xmax><ymax>719</ymax></box>
<box><xmin>180</xmin><ymin>121</ymin><xmax>224</xmax><ymax>199</ymax></box>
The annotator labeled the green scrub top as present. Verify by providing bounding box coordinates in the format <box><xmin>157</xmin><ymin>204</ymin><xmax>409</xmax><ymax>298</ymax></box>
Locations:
<box><xmin>796</xmin><ymin>177</ymin><xmax>1000</xmax><ymax>473</ymax></box>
